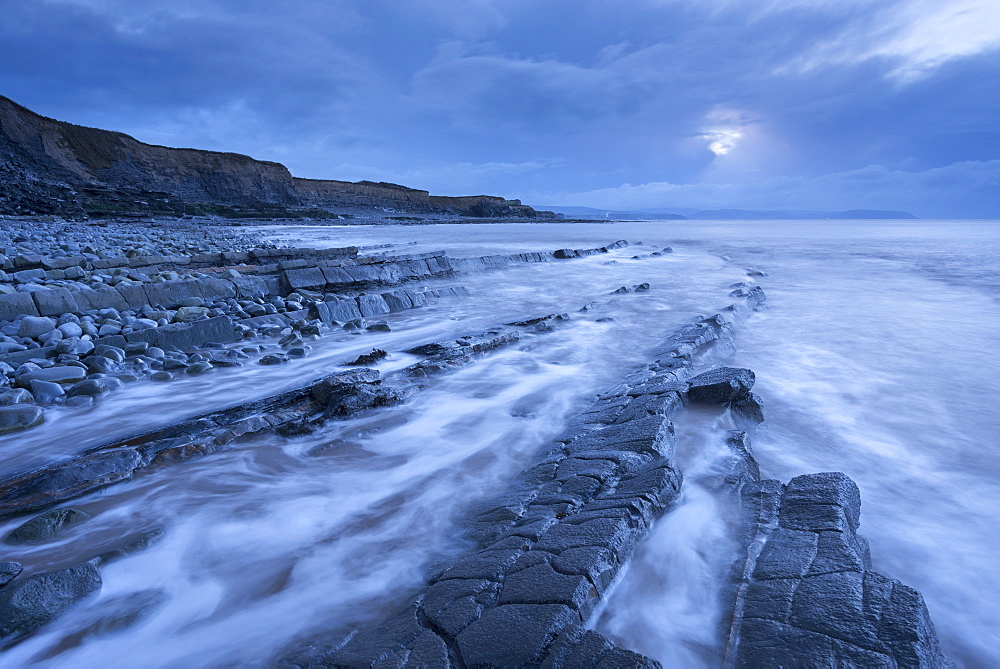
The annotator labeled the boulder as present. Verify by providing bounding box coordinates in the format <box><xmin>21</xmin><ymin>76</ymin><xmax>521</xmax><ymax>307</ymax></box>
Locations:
<box><xmin>31</xmin><ymin>288</ymin><xmax>78</xmax><ymax>317</ymax></box>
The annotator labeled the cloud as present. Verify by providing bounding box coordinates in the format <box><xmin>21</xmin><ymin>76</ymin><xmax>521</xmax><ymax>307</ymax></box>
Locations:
<box><xmin>321</xmin><ymin>159</ymin><xmax>562</xmax><ymax>195</ymax></box>
<box><xmin>776</xmin><ymin>0</ymin><xmax>1000</xmax><ymax>83</ymax></box>
<box><xmin>0</xmin><ymin>0</ymin><xmax>997</xmax><ymax>215</ymax></box>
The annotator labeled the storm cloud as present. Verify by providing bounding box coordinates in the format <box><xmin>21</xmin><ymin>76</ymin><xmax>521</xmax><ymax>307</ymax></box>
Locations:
<box><xmin>1</xmin><ymin>0</ymin><xmax>998</xmax><ymax>216</ymax></box>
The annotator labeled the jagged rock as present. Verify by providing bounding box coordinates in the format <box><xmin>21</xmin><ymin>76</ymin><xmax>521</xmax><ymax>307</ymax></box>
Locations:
<box><xmin>0</xmin><ymin>562</ymin><xmax>22</xmax><ymax>587</ymax></box>
<box><xmin>729</xmin><ymin>473</ymin><xmax>952</xmax><ymax>668</ymax></box>
<box><xmin>0</xmin><ymin>563</ymin><xmax>102</xmax><ymax>647</ymax></box>
<box><xmin>346</xmin><ymin>349</ymin><xmax>387</xmax><ymax>366</ymax></box>
<box><xmin>685</xmin><ymin>366</ymin><xmax>755</xmax><ymax>405</ymax></box>
<box><xmin>3</xmin><ymin>508</ymin><xmax>92</xmax><ymax>545</ymax></box>
<box><xmin>731</xmin><ymin>391</ymin><xmax>765</xmax><ymax>428</ymax></box>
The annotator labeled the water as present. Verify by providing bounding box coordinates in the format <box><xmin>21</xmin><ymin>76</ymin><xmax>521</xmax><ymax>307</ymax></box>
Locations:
<box><xmin>1</xmin><ymin>220</ymin><xmax>997</xmax><ymax>667</ymax></box>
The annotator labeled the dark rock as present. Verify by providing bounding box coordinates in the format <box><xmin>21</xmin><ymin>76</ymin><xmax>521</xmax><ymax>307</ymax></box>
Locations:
<box><xmin>0</xmin><ymin>563</ymin><xmax>102</xmax><ymax>647</ymax></box>
<box><xmin>729</xmin><ymin>471</ymin><xmax>952</xmax><ymax>668</ymax></box>
<box><xmin>685</xmin><ymin>366</ymin><xmax>755</xmax><ymax>405</ymax></box>
<box><xmin>4</xmin><ymin>508</ymin><xmax>92</xmax><ymax>545</ymax></box>
<box><xmin>731</xmin><ymin>391</ymin><xmax>765</xmax><ymax>428</ymax></box>
<box><xmin>258</xmin><ymin>353</ymin><xmax>289</xmax><ymax>365</ymax></box>
<box><xmin>0</xmin><ymin>449</ymin><xmax>143</xmax><ymax>518</ymax></box>
<box><xmin>347</xmin><ymin>349</ymin><xmax>387</xmax><ymax>366</ymax></box>
<box><xmin>31</xmin><ymin>288</ymin><xmax>79</xmax><ymax>317</ymax></box>
<box><xmin>355</xmin><ymin>293</ymin><xmax>390</xmax><ymax>318</ymax></box>
<box><xmin>779</xmin><ymin>472</ymin><xmax>862</xmax><ymax>533</ymax></box>
<box><xmin>457</xmin><ymin>603</ymin><xmax>579</xmax><ymax>666</ymax></box>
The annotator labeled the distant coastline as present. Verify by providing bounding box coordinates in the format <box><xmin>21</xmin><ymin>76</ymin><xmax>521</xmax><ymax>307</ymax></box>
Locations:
<box><xmin>543</xmin><ymin>205</ymin><xmax>919</xmax><ymax>220</ymax></box>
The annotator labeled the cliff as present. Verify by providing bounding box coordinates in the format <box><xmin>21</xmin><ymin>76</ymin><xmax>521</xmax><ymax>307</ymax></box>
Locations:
<box><xmin>0</xmin><ymin>95</ymin><xmax>554</xmax><ymax>219</ymax></box>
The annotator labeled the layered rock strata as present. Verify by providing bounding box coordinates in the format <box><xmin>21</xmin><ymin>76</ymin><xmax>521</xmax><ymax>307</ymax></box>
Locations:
<box><xmin>284</xmin><ymin>286</ymin><xmax>767</xmax><ymax>667</ymax></box>
<box><xmin>723</xmin><ymin>472</ymin><xmax>952</xmax><ymax>667</ymax></box>
<box><xmin>681</xmin><ymin>362</ymin><xmax>952</xmax><ymax>667</ymax></box>
<box><xmin>1</xmin><ymin>239</ymin><xmax>628</xmax><ymax>436</ymax></box>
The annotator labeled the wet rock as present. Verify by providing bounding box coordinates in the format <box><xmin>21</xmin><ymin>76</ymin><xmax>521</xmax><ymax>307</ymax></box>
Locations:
<box><xmin>347</xmin><ymin>349</ymin><xmax>387</xmax><ymax>366</ymax></box>
<box><xmin>259</xmin><ymin>353</ymin><xmax>289</xmax><ymax>365</ymax></box>
<box><xmin>0</xmin><ymin>405</ymin><xmax>44</xmax><ymax>434</ymax></box>
<box><xmin>55</xmin><ymin>337</ymin><xmax>95</xmax><ymax>356</ymax></box>
<box><xmin>4</xmin><ymin>508</ymin><xmax>92</xmax><ymax>545</ymax></box>
<box><xmin>27</xmin><ymin>380</ymin><xmax>64</xmax><ymax>403</ymax></box>
<box><xmin>729</xmin><ymin>472</ymin><xmax>952</xmax><ymax>668</ymax></box>
<box><xmin>0</xmin><ymin>562</ymin><xmax>22</xmax><ymax>587</ymax></box>
<box><xmin>15</xmin><ymin>365</ymin><xmax>86</xmax><ymax>387</ymax></box>
<box><xmin>685</xmin><ymin>366</ymin><xmax>755</xmax><ymax>405</ymax></box>
<box><xmin>173</xmin><ymin>306</ymin><xmax>209</xmax><ymax>322</ymax></box>
<box><xmin>186</xmin><ymin>361</ymin><xmax>213</xmax><ymax>375</ymax></box>
<box><xmin>0</xmin><ymin>389</ymin><xmax>32</xmax><ymax>407</ymax></box>
<box><xmin>66</xmin><ymin>377</ymin><xmax>123</xmax><ymax>397</ymax></box>
<box><xmin>365</xmin><ymin>320</ymin><xmax>390</xmax><ymax>332</ymax></box>
<box><xmin>731</xmin><ymin>391</ymin><xmax>765</xmax><ymax>429</ymax></box>
<box><xmin>85</xmin><ymin>355</ymin><xmax>124</xmax><ymax>375</ymax></box>
<box><xmin>0</xmin><ymin>563</ymin><xmax>102</xmax><ymax>647</ymax></box>
<box><xmin>150</xmin><ymin>371</ymin><xmax>172</xmax><ymax>382</ymax></box>
<box><xmin>0</xmin><ymin>448</ymin><xmax>142</xmax><ymax>518</ymax></box>
<box><xmin>456</xmin><ymin>603</ymin><xmax>579</xmax><ymax>666</ymax></box>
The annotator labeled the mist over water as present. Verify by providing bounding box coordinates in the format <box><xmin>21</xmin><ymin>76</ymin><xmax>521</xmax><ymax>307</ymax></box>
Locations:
<box><xmin>1</xmin><ymin>220</ymin><xmax>997</xmax><ymax>667</ymax></box>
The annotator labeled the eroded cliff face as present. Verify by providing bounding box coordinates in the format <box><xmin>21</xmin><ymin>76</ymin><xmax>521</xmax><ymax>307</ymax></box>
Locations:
<box><xmin>0</xmin><ymin>96</ymin><xmax>554</xmax><ymax>219</ymax></box>
<box><xmin>292</xmin><ymin>178</ymin><xmax>432</xmax><ymax>211</ymax></box>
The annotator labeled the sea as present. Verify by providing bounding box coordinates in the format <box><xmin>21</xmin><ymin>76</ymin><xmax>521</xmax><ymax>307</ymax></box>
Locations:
<box><xmin>2</xmin><ymin>219</ymin><xmax>997</xmax><ymax>667</ymax></box>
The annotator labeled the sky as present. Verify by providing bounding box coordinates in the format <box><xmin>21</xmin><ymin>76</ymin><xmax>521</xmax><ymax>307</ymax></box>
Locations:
<box><xmin>1</xmin><ymin>0</ymin><xmax>999</xmax><ymax>217</ymax></box>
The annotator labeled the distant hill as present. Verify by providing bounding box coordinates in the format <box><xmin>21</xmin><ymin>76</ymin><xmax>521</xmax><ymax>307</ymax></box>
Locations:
<box><xmin>0</xmin><ymin>95</ymin><xmax>554</xmax><ymax>219</ymax></box>
<box><xmin>545</xmin><ymin>205</ymin><xmax>918</xmax><ymax>220</ymax></box>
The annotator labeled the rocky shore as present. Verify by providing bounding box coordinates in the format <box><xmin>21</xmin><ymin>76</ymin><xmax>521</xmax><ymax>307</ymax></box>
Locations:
<box><xmin>0</xmin><ymin>215</ymin><xmax>626</xmax><ymax>436</ymax></box>
<box><xmin>0</xmin><ymin>215</ymin><xmax>952</xmax><ymax>667</ymax></box>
